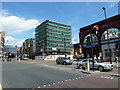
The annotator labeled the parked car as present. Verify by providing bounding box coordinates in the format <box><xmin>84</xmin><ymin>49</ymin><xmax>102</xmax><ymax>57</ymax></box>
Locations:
<box><xmin>22</xmin><ymin>54</ymin><xmax>29</xmax><ymax>60</ymax></box>
<box><xmin>77</xmin><ymin>58</ymin><xmax>113</xmax><ymax>72</ymax></box>
<box><xmin>56</xmin><ymin>57</ymin><xmax>73</xmax><ymax>65</ymax></box>
<box><xmin>7</xmin><ymin>58</ymin><xmax>11</xmax><ymax>61</ymax></box>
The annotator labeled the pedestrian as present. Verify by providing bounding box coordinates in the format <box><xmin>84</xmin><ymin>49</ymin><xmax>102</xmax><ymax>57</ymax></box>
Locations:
<box><xmin>100</xmin><ymin>57</ymin><xmax>103</xmax><ymax>62</ymax></box>
<box><xmin>115</xmin><ymin>56</ymin><xmax>118</xmax><ymax>67</ymax></box>
<box><xmin>94</xmin><ymin>55</ymin><xmax>97</xmax><ymax>59</ymax></box>
<box><xmin>2</xmin><ymin>56</ymin><xmax>5</xmax><ymax>61</ymax></box>
<box><xmin>98</xmin><ymin>56</ymin><xmax>100</xmax><ymax>60</ymax></box>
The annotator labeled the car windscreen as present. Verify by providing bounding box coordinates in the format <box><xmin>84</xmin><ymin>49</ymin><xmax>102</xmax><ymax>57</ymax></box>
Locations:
<box><xmin>95</xmin><ymin>59</ymin><xmax>102</xmax><ymax>63</ymax></box>
<box><xmin>62</xmin><ymin>57</ymin><xmax>70</xmax><ymax>59</ymax></box>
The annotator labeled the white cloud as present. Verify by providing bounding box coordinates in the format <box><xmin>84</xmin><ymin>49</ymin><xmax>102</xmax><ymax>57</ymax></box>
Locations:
<box><xmin>0</xmin><ymin>10</ymin><xmax>9</xmax><ymax>17</ymax></box>
<box><xmin>5</xmin><ymin>36</ymin><xmax>25</xmax><ymax>47</ymax></box>
<box><xmin>5</xmin><ymin>36</ymin><xmax>15</xmax><ymax>43</ymax></box>
<box><xmin>15</xmin><ymin>40</ymin><xmax>25</xmax><ymax>47</ymax></box>
<box><xmin>0</xmin><ymin>10</ymin><xmax>40</xmax><ymax>35</ymax></box>
<box><xmin>110</xmin><ymin>3</ymin><xmax>115</xmax><ymax>8</ymax></box>
<box><xmin>33</xmin><ymin>31</ymin><xmax>35</xmax><ymax>35</ymax></box>
<box><xmin>72</xmin><ymin>38</ymin><xmax>79</xmax><ymax>44</ymax></box>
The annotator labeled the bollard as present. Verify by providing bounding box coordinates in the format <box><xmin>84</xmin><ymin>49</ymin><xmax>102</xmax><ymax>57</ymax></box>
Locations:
<box><xmin>85</xmin><ymin>62</ymin><xmax>88</xmax><ymax>70</ymax></box>
<box><xmin>87</xmin><ymin>60</ymin><xmax>90</xmax><ymax>71</ymax></box>
<box><xmin>85</xmin><ymin>60</ymin><xmax>90</xmax><ymax>71</ymax></box>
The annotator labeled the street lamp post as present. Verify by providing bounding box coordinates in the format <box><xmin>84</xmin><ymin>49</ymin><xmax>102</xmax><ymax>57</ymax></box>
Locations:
<box><xmin>90</xmin><ymin>34</ymin><xmax>94</xmax><ymax>71</ymax></box>
<box><xmin>87</xmin><ymin>35</ymin><xmax>94</xmax><ymax>71</ymax></box>
<box><xmin>62</xmin><ymin>33</ymin><xmax>66</xmax><ymax>57</ymax></box>
<box><xmin>102</xmin><ymin>7</ymin><xmax>112</xmax><ymax>64</ymax></box>
<box><xmin>41</xmin><ymin>40</ymin><xmax>45</xmax><ymax>60</ymax></box>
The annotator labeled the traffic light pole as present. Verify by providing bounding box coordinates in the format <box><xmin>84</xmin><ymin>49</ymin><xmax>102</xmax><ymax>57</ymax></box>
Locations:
<box><xmin>102</xmin><ymin>7</ymin><xmax>112</xmax><ymax>64</ymax></box>
<box><xmin>90</xmin><ymin>34</ymin><xmax>94</xmax><ymax>71</ymax></box>
<box><xmin>86</xmin><ymin>35</ymin><xmax>94</xmax><ymax>71</ymax></box>
<box><xmin>62</xmin><ymin>33</ymin><xmax>66</xmax><ymax>57</ymax></box>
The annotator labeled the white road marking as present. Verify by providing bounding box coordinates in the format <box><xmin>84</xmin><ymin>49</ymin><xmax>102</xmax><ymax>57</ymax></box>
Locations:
<box><xmin>101</xmin><ymin>76</ymin><xmax>114</xmax><ymax>79</ymax></box>
<box><xmin>53</xmin><ymin>83</ymin><xmax>55</xmax><ymax>85</ymax></box>
<box><xmin>48</xmin><ymin>84</ymin><xmax>51</xmax><ymax>86</ymax></box>
<box><xmin>110</xmin><ymin>77</ymin><xmax>113</xmax><ymax>79</ymax></box>
<box><xmin>43</xmin><ymin>85</ymin><xmax>46</xmax><ymax>87</ymax></box>
<box><xmin>61</xmin><ymin>81</ymin><xmax>64</xmax><ymax>83</ymax></box>
<box><xmin>105</xmin><ymin>77</ymin><xmax>110</xmax><ymax>79</ymax></box>
<box><xmin>37</xmin><ymin>86</ymin><xmax>40</xmax><ymax>88</ymax></box>
<box><xmin>65</xmin><ymin>80</ymin><xmax>68</xmax><ymax>82</ymax></box>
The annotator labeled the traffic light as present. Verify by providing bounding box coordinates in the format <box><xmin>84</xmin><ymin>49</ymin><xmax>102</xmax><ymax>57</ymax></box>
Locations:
<box><xmin>115</xmin><ymin>43</ymin><xmax>120</xmax><ymax>50</ymax></box>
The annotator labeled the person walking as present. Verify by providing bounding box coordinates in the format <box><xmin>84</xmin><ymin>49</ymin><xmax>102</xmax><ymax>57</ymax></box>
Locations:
<box><xmin>115</xmin><ymin>56</ymin><xmax>118</xmax><ymax>67</ymax></box>
<box><xmin>94</xmin><ymin>55</ymin><xmax>97</xmax><ymax>59</ymax></box>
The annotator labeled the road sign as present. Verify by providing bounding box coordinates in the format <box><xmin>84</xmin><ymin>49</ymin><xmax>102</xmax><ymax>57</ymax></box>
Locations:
<box><xmin>93</xmin><ymin>25</ymin><xmax>99</xmax><ymax>34</ymax></box>
<box><xmin>93</xmin><ymin>25</ymin><xmax>99</xmax><ymax>30</ymax></box>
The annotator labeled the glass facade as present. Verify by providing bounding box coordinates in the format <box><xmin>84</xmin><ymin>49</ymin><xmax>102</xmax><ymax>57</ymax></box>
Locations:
<box><xmin>35</xmin><ymin>20</ymin><xmax>72</xmax><ymax>55</ymax></box>
<box><xmin>4</xmin><ymin>45</ymin><xmax>17</xmax><ymax>53</ymax></box>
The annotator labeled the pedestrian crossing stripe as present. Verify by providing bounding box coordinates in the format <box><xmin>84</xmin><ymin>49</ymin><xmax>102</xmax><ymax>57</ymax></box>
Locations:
<box><xmin>101</xmin><ymin>76</ymin><xmax>113</xmax><ymax>79</ymax></box>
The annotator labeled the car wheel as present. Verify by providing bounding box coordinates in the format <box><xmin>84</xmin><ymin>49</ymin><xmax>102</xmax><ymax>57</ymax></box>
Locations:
<box><xmin>98</xmin><ymin>66</ymin><xmax>104</xmax><ymax>72</ymax></box>
<box><xmin>56</xmin><ymin>61</ymin><xmax>60</xmax><ymax>64</ymax></box>
<box><xmin>63</xmin><ymin>62</ymin><xmax>67</xmax><ymax>65</ymax></box>
<box><xmin>78</xmin><ymin>65</ymin><xmax>83</xmax><ymax>69</ymax></box>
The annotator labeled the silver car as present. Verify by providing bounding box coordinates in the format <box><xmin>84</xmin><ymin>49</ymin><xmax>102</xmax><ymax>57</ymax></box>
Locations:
<box><xmin>77</xmin><ymin>58</ymin><xmax>113</xmax><ymax>71</ymax></box>
<box><xmin>56</xmin><ymin>57</ymin><xmax>73</xmax><ymax>65</ymax></box>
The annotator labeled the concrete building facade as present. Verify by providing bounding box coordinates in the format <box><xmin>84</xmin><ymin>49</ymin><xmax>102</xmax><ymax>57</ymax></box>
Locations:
<box><xmin>22</xmin><ymin>38</ymin><xmax>36</xmax><ymax>59</ymax></box>
<box><xmin>35</xmin><ymin>20</ymin><xmax>72</xmax><ymax>56</ymax></box>
<box><xmin>73</xmin><ymin>43</ymin><xmax>82</xmax><ymax>59</ymax></box>
<box><xmin>0</xmin><ymin>32</ymin><xmax>5</xmax><ymax>56</ymax></box>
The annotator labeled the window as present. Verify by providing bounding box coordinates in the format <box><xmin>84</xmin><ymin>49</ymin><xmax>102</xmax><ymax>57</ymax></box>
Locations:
<box><xmin>84</xmin><ymin>34</ymin><xmax>98</xmax><ymax>43</ymax></box>
<box><xmin>101</xmin><ymin>28</ymin><xmax>120</xmax><ymax>40</ymax></box>
<box><xmin>83</xmin><ymin>60</ymin><xmax>87</xmax><ymax>62</ymax></box>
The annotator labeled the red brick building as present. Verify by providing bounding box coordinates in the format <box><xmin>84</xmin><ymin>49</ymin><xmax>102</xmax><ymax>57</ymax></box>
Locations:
<box><xmin>79</xmin><ymin>14</ymin><xmax>120</xmax><ymax>61</ymax></box>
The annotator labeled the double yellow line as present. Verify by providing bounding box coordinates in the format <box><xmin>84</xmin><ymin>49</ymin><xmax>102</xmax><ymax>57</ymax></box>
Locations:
<box><xmin>0</xmin><ymin>84</ymin><xmax>2</xmax><ymax>90</ymax></box>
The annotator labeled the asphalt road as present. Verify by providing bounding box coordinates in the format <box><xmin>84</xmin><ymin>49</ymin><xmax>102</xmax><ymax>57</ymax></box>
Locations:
<box><xmin>2</xmin><ymin>61</ymin><xmax>88</xmax><ymax>88</ymax></box>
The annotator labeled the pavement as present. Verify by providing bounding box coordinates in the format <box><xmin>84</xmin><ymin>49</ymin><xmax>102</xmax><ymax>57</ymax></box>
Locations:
<box><xmin>42</xmin><ymin>75</ymin><xmax>119</xmax><ymax>88</ymax></box>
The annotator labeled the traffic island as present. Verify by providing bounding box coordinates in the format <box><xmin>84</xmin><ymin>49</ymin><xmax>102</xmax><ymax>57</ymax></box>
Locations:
<box><xmin>81</xmin><ymin>70</ymin><xmax>100</xmax><ymax>74</ymax></box>
<box><xmin>81</xmin><ymin>70</ymin><xmax>91</xmax><ymax>74</ymax></box>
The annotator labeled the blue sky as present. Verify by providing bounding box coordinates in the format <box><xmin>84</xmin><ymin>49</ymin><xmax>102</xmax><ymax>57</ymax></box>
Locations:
<box><xmin>1</xmin><ymin>2</ymin><xmax>118</xmax><ymax>46</ymax></box>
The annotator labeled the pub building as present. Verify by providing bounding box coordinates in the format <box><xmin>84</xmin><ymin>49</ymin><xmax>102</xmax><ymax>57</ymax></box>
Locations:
<box><xmin>79</xmin><ymin>14</ymin><xmax>120</xmax><ymax>61</ymax></box>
